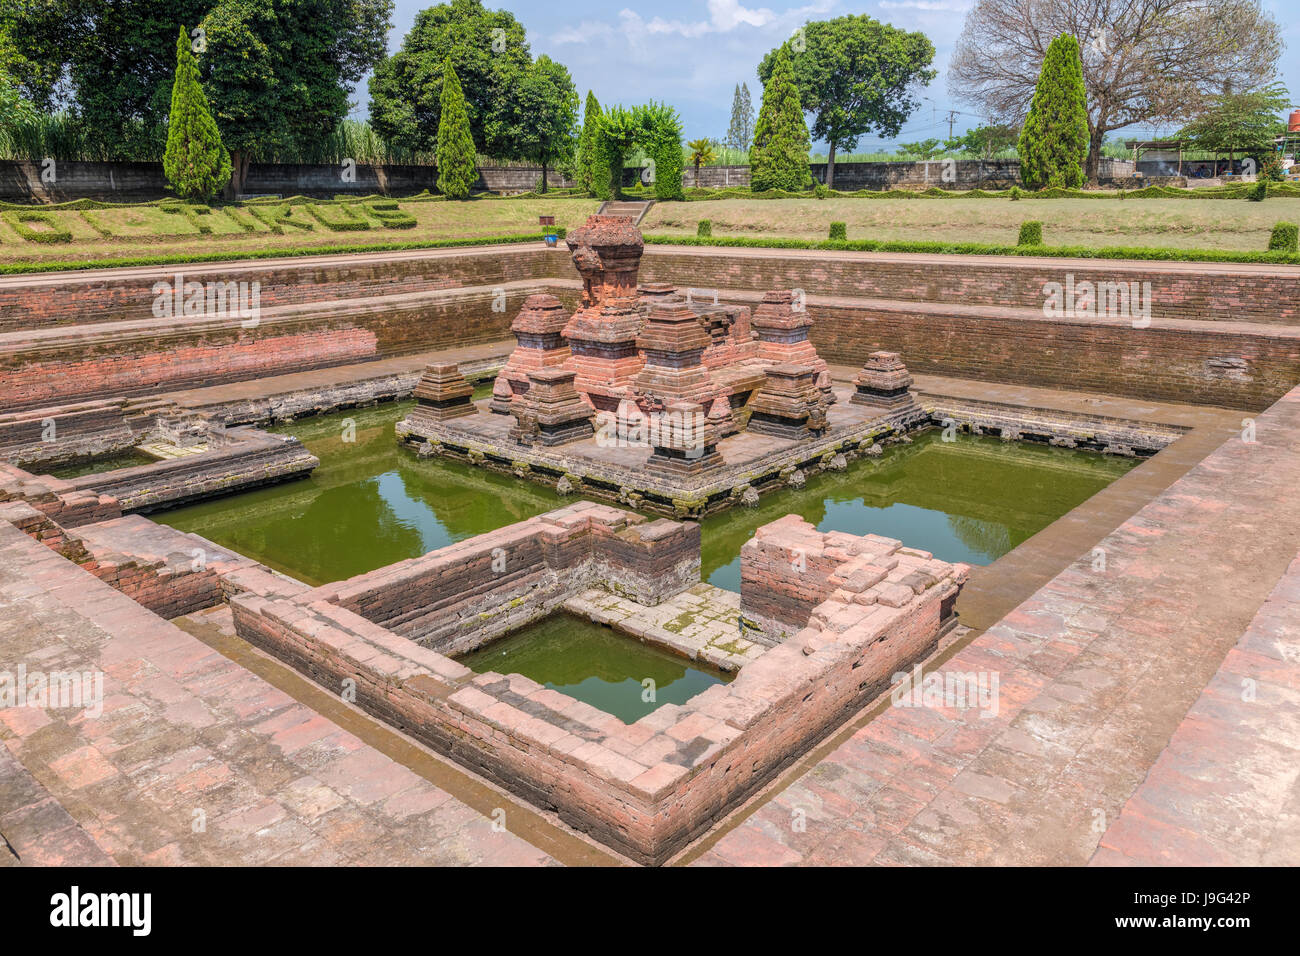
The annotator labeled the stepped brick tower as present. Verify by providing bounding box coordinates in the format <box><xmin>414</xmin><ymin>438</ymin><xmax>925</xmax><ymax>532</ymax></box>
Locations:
<box><xmin>632</xmin><ymin>299</ymin><xmax>719</xmax><ymax>414</ymax></box>
<box><xmin>408</xmin><ymin>363</ymin><xmax>475</xmax><ymax>425</ymax></box>
<box><xmin>850</xmin><ymin>351</ymin><xmax>917</xmax><ymax>410</ymax></box>
<box><xmin>751</xmin><ymin>290</ymin><xmax>835</xmax><ymax>406</ymax></box>
<box><xmin>562</xmin><ymin>216</ymin><xmax>646</xmax><ymax>413</ymax></box>
<box><xmin>490</xmin><ymin>294</ymin><xmax>572</xmax><ymax>415</ymax></box>
<box><xmin>748</xmin><ymin>363</ymin><xmax>829</xmax><ymax>439</ymax></box>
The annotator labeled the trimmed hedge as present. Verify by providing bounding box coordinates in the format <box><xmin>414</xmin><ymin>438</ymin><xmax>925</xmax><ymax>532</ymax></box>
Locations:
<box><xmin>828</xmin><ymin>221</ymin><xmax>847</xmax><ymax>240</ymax></box>
<box><xmin>1268</xmin><ymin>222</ymin><xmax>1299</xmax><ymax>253</ymax></box>
<box><xmin>641</xmin><ymin>232</ymin><xmax>1300</xmax><ymax>265</ymax></box>
<box><xmin>0</xmin><ymin>229</ymin><xmax>568</xmax><ymax>275</ymax></box>
<box><xmin>1017</xmin><ymin>220</ymin><xmax>1044</xmax><ymax>246</ymax></box>
<box><xmin>696</xmin><ymin>219</ymin><xmax>712</xmax><ymax>237</ymax></box>
<box><xmin>2</xmin><ymin>210</ymin><xmax>73</xmax><ymax>243</ymax></box>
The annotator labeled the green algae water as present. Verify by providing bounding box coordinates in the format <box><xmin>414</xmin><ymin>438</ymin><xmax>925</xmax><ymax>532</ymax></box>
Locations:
<box><xmin>458</xmin><ymin>613</ymin><xmax>730</xmax><ymax>723</ymax></box>
<box><xmin>157</xmin><ymin>401</ymin><xmax>1138</xmax><ymax>590</ymax></box>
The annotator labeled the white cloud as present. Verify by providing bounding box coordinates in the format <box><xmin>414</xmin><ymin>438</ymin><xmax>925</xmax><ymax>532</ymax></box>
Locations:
<box><xmin>878</xmin><ymin>1</ymin><xmax>972</xmax><ymax>11</ymax></box>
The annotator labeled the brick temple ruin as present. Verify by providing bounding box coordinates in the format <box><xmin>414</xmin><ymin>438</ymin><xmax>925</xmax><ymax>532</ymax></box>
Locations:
<box><xmin>398</xmin><ymin>215</ymin><xmax>936</xmax><ymax>515</ymax></box>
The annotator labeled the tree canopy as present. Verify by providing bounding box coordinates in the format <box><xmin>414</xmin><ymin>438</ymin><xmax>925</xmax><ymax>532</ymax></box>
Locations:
<box><xmin>162</xmin><ymin>27</ymin><xmax>230</xmax><ymax>201</ymax></box>
<box><xmin>949</xmin><ymin>0</ymin><xmax>1284</xmax><ymax>182</ymax></box>
<box><xmin>750</xmin><ymin>45</ymin><xmax>811</xmax><ymax>192</ymax></box>
<box><xmin>436</xmin><ymin>61</ymin><xmax>478</xmax><ymax>198</ymax></box>
<box><xmin>945</xmin><ymin>123</ymin><xmax>1019</xmax><ymax>158</ymax></box>
<box><xmin>200</xmin><ymin>0</ymin><xmax>391</xmax><ymax>192</ymax></box>
<box><xmin>368</xmin><ymin>0</ymin><xmax>532</xmax><ymax>158</ymax></box>
<box><xmin>726</xmin><ymin>83</ymin><xmax>754</xmax><ymax>151</ymax></box>
<box><xmin>1017</xmin><ymin>34</ymin><xmax>1090</xmax><ymax>190</ymax></box>
<box><xmin>1178</xmin><ymin>83</ymin><xmax>1289</xmax><ymax>158</ymax></box>
<box><xmin>483</xmin><ymin>54</ymin><xmax>578</xmax><ymax>192</ymax></box>
<box><xmin>759</xmin><ymin>15</ymin><xmax>935</xmax><ymax>188</ymax></box>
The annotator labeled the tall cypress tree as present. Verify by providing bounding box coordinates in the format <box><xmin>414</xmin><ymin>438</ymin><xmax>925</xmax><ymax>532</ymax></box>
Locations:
<box><xmin>436</xmin><ymin>61</ymin><xmax>478</xmax><ymax>199</ymax></box>
<box><xmin>576</xmin><ymin>91</ymin><xmax>602</xmax><ymax>194</ymax></box>
<box><xmin>1017</xmin><ymin>34</ymin><xmax>1090</xmax><ymax>190</ymax></box>
<box><xmin>726</xmin><ymin>84</ymin><xmax>745</xmax><ymax>150</ymax></box>
<box><xmin>750</xmin><ymin>46</ymin><xmax>811</xmax><ymax>191</ymax></box>
<box><xmin>738</xmin><ymin>82</ymin><xmax>754</xmax><ymax>148</ymax></box>
<box><xmin>162</xmin><ymin>27</ymin><xmax>231</xmax><ymax>201</ymax></box>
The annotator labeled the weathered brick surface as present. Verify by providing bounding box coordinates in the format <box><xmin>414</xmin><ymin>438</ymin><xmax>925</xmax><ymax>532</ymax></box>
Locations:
<box><xmin>4</xmin><ymin>243</ymin><xmax>1297</xmax><ymax>413</ymax></box>
<box><xmin>224</xmin><ymin>503</ymin><xmax>964</xmax><ymax>865</ymax></box>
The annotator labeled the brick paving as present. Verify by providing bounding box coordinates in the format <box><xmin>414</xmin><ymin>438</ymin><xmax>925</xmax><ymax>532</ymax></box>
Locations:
<box><xmin>689</xmin><ymin>385</ymin><xmax>1300</xmax><ymax>866</ymax></box>
<box><xmin>1094</xmin><ymin>553</ymin><xmax>1300</xmax><ymax>866</ymax></box>
<box><xmin>0</xmin><ymin>521</ymin><xmax>557</xmax><ymax>866</ymax></box>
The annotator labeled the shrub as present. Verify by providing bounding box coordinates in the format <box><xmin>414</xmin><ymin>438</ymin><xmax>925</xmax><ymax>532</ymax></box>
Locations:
<box><xmin>813</xmin><ymin>182</ymin><xmax>831</xmax><ymax>199</ymax></box>
<box><xmin>1268</xmin><ymin>221</ymin><xmax>1299</xmax><ymax>253</ymax></box>
<box><xmin>1009</xmin><ymin>186</ymin><xmax>1022</xmax><ymax>200</ymax></box>
<box><xmin>697</xmin><ymin>219</ymin><xmax>712</xmax><ymax>237</ymax></box>
<box><xmin>1018</xmin><ymin>220</ymin><xmax>1044</xmax><ymax>245</ymax></box>
<box><xmin>3</xmin><ymin>210</ymin><xmax>73</xmax><ymax>242</ymax></box>
<box><xmin>1247</xmin><ymin>182</ymin><xmax>1267</xmax><ymax>202</ymax></box>
<box><xmin>828</xmin><ymin>221</ymin><xmax>847</xmax><ymax>240</ymax></box>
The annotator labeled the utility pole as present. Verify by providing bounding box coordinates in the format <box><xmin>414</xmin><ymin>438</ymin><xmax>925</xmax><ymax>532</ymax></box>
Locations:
<box><xmin>945</xmin><ymin>110</ymin><xmax>959</xmax><ymax>142</ymax></box>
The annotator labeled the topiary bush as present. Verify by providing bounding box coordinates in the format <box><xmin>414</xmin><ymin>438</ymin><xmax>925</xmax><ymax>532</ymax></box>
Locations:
<box><xmin>1018</xmin><ymin>220</ymin><xmax>1044</xmax><ymax>246</ymax></box>
<box><xmin>1009</xmin><ymin>186</ymin><xmax>1022</xmax><ymax>201</ymax></box>
<box><xmin>696</xmin><ymin>219</ymin><xmax>712</xmax><ymax>237</ymax></box>
<box><xmin>813</xmin><ymin>182</ymin><xmax>831</xmax><ymax>199</ymax></box>
<box><xmin>1247</xmin><ymin>182</ymin><xmax>1267</xmax><ymax>202</ymax></box>
<box><xmin>828</xmin><ymin>221</ymin><xmax>847</xmax><ymax>240</ymax></box>
<box><xmin>1268</xmin><ymin>221</ymin><xmax>1299</xmax><ymax>253</ymax></box>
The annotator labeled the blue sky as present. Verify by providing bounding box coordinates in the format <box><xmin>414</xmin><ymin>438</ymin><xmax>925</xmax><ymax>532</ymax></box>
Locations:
<box><xmin>367</xmin><ymin>0</ymin><xmax>1300</xmax><ymax>150</ymax></box>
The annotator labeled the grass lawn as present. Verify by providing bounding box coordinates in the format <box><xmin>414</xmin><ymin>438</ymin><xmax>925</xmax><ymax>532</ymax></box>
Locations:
<box><xmin>642</xmin><ymin>197</ymin><xmax>1300</xmax><ymax>251</ymax></box>
<box><xmin>3</xmin><ymin>193</ymin><xmax>1298</xmax><ymax>270</ymax></box>
<box><xmin>0</xmin><ymin>196</ymin><xmax>601</xmax><ymax>267</ymax></box>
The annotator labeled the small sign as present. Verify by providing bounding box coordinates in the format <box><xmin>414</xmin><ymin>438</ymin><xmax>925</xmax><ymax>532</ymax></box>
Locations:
<box><xmin>539</xmin><ymin>215</ymin><xmax>555</xmax><ymax>226</ymax></box>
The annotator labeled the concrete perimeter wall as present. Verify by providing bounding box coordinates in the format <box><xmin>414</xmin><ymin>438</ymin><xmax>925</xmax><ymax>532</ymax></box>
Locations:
<box><xmin>1</xmin><ymin>158</ymin><xmax>1140</xmax><ymax>202</ymax></box>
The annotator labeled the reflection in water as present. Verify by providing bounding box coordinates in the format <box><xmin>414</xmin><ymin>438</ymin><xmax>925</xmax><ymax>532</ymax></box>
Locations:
<box><xmin>458</xmin><ymin>613</ymin><xmax>730</xmax><ymax>723</ymax></box>
<box><xmin>158</xmin><ymin>401</ymin><xmax>1138</xmax><ymax>591</ymax></box>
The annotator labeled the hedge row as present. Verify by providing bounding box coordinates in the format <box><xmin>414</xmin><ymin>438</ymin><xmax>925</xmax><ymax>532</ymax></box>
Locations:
<box><xmin>642</xmin><ymin>232</ymin><xmax>1300</xmax><ymax>265</ymax></box>
<box><xmin>0</xmin><ymin>229</ymin><xmax>566</xmax><ymax>275</ymax></box>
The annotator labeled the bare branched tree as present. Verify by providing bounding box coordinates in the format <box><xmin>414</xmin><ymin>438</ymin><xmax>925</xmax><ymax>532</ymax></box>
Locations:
<box><xmin>948</xmin><ymin>0</ymin><xmax>1283</xmax><ymax>182</ymax></box>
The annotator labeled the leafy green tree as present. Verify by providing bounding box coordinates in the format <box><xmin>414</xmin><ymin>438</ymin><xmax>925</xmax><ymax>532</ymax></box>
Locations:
<box><xmin>687</xmin><ymin>138</ymin><xmax>717</xmax><ymax>187</ymax></box>
<box><xmin>750</xmin><ymin>45</ymin><xmax>811</xmax><ymax>192</ymax></box>
<box><xmin>162</xmin><ymin>28</ymin><xmax>231</xmax><ymax>200</ymax></box>
<box><xmin>1178</xmin><ymin>83</ymin><xmax>1289</xmax><ymax>166</ymax></box>
<box><xmin>485</xmin><ymin>55</ymin><xmax>577</xmax><ymax>193</ymax></box>
<box><xmin>760</xmin><ymin>15</ymin><xmax>934</xmax><ymax>189</ymax></box>
<box><xmin>897</xmin><ymin>138</ymin><xmax>943</xmax><ymax>159</ymax></box>
<box><xmin>726</xmin><ymin>82</ymin><xmax>754</xmax><ymax>151</ymax></box>
<box><xmin>592</xmin><ymin>105</ymin><xmax>640</xmax><ymax>200</ymax></box>
<box><xmin>200</xmin><ymin>0</ymin><xmax>391</xmax><ymax>195</ymax></box>
<box><xmin>436</xmin><ymin>61</ymin><xmax>478</xmax><ymax>198</ymax></box>
<box><xmin>575</xmin><ymin>90</ymin><xmax>602</xmax><ymax>194</ymax></box>
<box><xmin>0</xmin><ymin>69</ymin><xmax>35</xmax><ymax>128</ymax></box>
<box><xmin>945</xmin><ymin>123</ymin><xmax>1019</xmax><ymax>158</ymax></box>
<box><xmin>369</xmin><ymin>0</ymin><xmax>531</xmax><ymax>158</ymax></box>
<box><xmin>1017</xmin><ymin>34</ymin><xmax>1089</xmax><ymax>190</ymax></box>
<box><xmin>640</xmin><ymin>101</ymin><xmax>683</xmax><ymax>201</ymax></box>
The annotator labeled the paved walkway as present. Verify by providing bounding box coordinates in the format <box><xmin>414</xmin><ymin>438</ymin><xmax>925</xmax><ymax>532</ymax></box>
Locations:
<box><xmin>1094</xmin><ymin>553</ymin><xmax>1300</xmax><ymax>866</ymax></box>
<box><xmin>0</xmin><ymin>522</ymin><xmax>558</xmax><ymax>866</ymax></box>
<box><xmin>688</xmin><ymin>386</ymin><xmax>1300</xmax><ymax>865</ymax></box>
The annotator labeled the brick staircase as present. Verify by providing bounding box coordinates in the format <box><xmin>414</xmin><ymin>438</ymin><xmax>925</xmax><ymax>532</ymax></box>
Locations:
<box><xmin>597</xmin><ymin>199</ymin><xmax>655</xmax><ymax>224</ymax></box>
